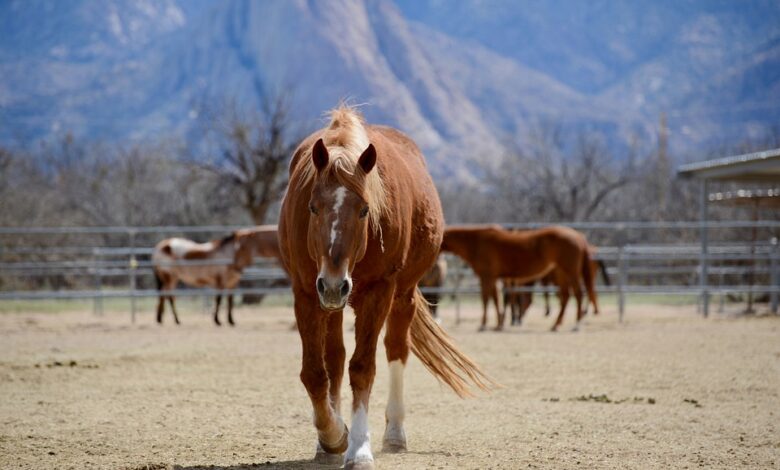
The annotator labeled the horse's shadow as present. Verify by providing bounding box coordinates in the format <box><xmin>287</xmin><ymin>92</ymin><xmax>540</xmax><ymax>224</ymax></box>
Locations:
<box><xmin>171</xmin><ymin>460</ymin><xmax>336</xmax><ymax>470</ymax></box>
<box><xmin>171</xmin><ymin>450</ymin><xmax>452</xmax><ymax>469</ymax></box>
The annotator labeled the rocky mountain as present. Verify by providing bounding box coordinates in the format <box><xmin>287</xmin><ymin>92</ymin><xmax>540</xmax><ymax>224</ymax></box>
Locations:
<box><xmin>1</xmin><ymin>0</ymin><xmax>778</xmax><ymax>176</ymax></box>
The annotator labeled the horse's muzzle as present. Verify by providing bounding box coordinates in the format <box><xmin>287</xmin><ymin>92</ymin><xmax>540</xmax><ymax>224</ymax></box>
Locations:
<box><xmin>316</xmin><ymin>275</ymin><xmax>352</xmax><ymax>311</ymax></box>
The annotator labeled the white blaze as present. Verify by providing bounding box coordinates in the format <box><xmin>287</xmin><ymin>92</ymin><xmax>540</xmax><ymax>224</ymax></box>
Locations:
<box><xmin>329</xmin><ymin>187</ymin><xmax>347</xmax><ymax>257</ymax></box>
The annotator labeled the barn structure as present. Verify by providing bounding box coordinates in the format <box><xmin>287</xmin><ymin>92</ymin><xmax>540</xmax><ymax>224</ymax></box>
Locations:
<box><xmin>677</xmin><ymin>147</ymin><xmax>780</xmax><ymax>316</ymax></box>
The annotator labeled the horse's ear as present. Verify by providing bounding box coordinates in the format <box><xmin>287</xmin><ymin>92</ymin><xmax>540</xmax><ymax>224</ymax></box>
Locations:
<box><xmin>358</xmin><ymin>143</ymin><xmax>376</xmax><ymax>174</ymax></box>
<box><xmin>312</xmin><ymin>138</ymin><xmax>328</xmax><ymax>172</ymax></box>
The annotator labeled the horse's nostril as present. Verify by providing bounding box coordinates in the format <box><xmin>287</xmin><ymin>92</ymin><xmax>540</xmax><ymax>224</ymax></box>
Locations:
<box><xmin>316</xmin><ymin>278</ymin><xmax>326</xmax><ymax>295</ymax></box>
<box><xmin>340</xmin><ymin>280</ymin><xmax>350</xmax><ymax>297</ymax></box>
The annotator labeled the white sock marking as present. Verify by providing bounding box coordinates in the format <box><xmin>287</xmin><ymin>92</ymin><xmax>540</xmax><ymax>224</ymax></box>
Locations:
<box><xmin>385</xmin><ymin>360</ymin><xmax>406</xmax><ymax>444</ymax></box>
<box><xmin>345</xmin><ymin>404</ymin><xmax>372</xmax><ymax>464</ymax></box>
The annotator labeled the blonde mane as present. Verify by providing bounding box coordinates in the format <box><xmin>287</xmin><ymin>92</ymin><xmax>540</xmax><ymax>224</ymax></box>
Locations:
<box><xmin>293</xmin><ymin>106</ymin><xmax>388</xmax><ymax>233</ymax></box>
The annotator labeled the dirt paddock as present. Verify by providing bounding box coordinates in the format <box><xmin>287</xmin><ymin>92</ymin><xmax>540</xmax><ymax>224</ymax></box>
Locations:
<box><xmin>1</xmin><ymin>300</ymin><xmax>778</xmax><ymax>469</ymax></box>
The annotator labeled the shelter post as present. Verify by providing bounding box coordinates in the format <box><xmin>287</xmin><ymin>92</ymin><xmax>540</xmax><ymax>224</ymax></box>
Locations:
<box><xmin>700</xmin><ymin>179</ymin><xmax>710</xmax><ymax>317</ymax></box>
<box><xmin>771</xmin><ymin>237</ymin><xmax>779</xmax><ymax>314</ymax></box>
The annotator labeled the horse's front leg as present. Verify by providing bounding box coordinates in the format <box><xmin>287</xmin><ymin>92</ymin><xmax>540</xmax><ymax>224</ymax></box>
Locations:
<box><xmin>346</xmin><ymin>281</ymin><xmax>395</xmax><ymax>469</ymax></box>
<box><xmin>317</xmin><ymin>308</ymin><xmax>347</xmax><ymax>463</ymax></box>
<box><xmin>213</xmin><ymin>295</ymin><xmax>222</xmax><ymax>326</ymax></box>
<box><xmin>226</xmin><ymin>294</ymin><xmax>235</xmax><ymax>326</ymax></box>
<box><xmin>294</xmin><ymin>290</ymin><xmax>348</xmax><ymax>459</ymax></box>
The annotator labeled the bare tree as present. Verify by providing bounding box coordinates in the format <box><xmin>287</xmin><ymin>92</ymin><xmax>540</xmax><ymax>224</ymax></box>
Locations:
<box><xmin>196</xmin><ymin>91</ymin><xmax>302</xmax><ymax>224</ymax></box>
<box><xmin>491</xmin><ymin>123</ymin><xmax>636</xmax><ymax>222</ymax></box>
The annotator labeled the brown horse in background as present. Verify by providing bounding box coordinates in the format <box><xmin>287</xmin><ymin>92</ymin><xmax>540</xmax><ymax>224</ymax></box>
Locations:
<box><xmin>418</xmin><ymin>257</ymin><xmax>448</xmax><ymax>319</ymax></box>
<box><xmin>152</xmin><ymin>226</ymin><xmax>281</xmax><ymax>325</ymax></box>
<box><xmin>504</xmin><ymin>252</ymin><xmax>610</xmax><ymax>325</ymax></box>
<box><xmin>279</xmin><ymin>106</ymin><xmax>493</xmax><ymax>469</ymax></box>
<box><xmin>506</xmin><ymin>244</ymin><xmax>610</xmax><ymax>326</ymax></box>
<box><xmin>441</xmin><ymin>225</ymin><xmax>594</xmax><ymax>331</ymax></box>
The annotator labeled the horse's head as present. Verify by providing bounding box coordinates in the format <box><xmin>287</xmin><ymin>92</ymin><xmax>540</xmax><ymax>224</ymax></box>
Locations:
<box><xmin>307</xmin><ymin>138</ymin><xmax>377</xmax><ymax>310</ymax></box>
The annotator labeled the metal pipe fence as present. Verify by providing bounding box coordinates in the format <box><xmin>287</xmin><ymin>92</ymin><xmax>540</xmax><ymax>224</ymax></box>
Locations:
<box><xmin>1</xmin><ymin>223</ymin><xmax>778</xmax><ymax>322</ymax></box>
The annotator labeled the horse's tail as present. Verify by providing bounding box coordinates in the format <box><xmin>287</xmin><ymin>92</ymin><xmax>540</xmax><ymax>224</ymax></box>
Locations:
<box><xmin>582</xmin><ymin>249</ymin><xmax>599</xmax><ymax>315</ymax></box>
<box><xmin>598</xmin><ymin>259</ymin><xmax>611</xmax><ymax>286</ymax></box>
<box><xmin>409</xmin><ymin>288</ymin><xmax>498</xmax><ymax>398</ymax></box>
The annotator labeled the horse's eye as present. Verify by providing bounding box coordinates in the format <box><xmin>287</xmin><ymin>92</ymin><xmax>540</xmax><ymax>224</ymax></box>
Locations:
<box><xmin>359</xmin><ymin>206</ymin><xmax>369</xmax><ymax>219</ymax></box>
<box><xmin>309</xmin><ymin>203</ymin><xmax>318</xmax><ymax>215</ymax></box>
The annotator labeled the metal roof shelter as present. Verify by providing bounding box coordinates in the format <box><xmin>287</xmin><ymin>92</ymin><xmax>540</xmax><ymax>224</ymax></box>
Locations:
<box><xmin>678</xmin><ymin>147</ymin><xmax>780</xmax><ymax>316</ymax></box>
<box><xmin>678</xmin><ymin>147</ymin><xmax>780</xmax><ymax>181</ymax></box>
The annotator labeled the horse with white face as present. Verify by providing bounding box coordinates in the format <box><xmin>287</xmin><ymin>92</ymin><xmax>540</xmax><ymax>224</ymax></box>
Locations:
<box><xmin>279</xmin><ymin>106</ymin><xmax>494</xmax><ymax>469</ymax></box>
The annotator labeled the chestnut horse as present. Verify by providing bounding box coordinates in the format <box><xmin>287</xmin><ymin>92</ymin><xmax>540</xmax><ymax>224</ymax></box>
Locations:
<box><xmin>506</xmin><ymin>253</ymin><xmax>611</xmax><ymax>326</ymax></box>
<box><xmin>418</xmin><ymin>257</ymin><xmax>448</xmax><ymax>319</ymax></box>
<box><xmin>278</xmin><ymin>107</ymin><xmax>493</xmax><ymax>469</ymax></box>
<box><xmin>505</xmin><ymin>243</ymin><xmax>610</xmax><ymax>326</ymax></box>
<box><xmin>152</xmin><ymin>226</ymin><xmax>280</xmax><ymax>325</ymax></box>
<box><xmin>441</xmin><ymin>225</ymin><xmax>594</xmax><ymax>331</ymax></box>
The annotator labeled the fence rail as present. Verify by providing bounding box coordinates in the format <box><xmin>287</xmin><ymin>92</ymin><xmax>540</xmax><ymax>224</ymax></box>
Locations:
<box><xmin>1</xmin><ymin>222</ymin><xmax>778</xmax><ymax>322</ymax></box>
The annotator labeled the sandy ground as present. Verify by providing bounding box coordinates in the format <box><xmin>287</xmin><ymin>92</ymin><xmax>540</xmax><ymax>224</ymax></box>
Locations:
<box><xmin>0</xmin><ymin>299</ymin><xmax>779</xmax><ymax>470</ymax></box>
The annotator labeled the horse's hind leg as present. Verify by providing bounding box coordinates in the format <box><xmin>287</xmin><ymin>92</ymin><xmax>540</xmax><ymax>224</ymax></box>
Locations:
<box><xmin>156</xmin><ymin>296</ymin><xmax>165</xmax><ymax>324</ymax></box>
<box><xmin>213</xmin><ymin>295</ymin><xmax>222</xmax><ymax>326</ymax></box>
<box><xmin>168</xmin><ymin>296</ymin><xmax>181</xmax><ymax>325</ymax></box>
<box><xmin>227</xmin><ymin>294</ymin><xmax>235</xmax><ymax>326</ymax></box>
<box><xmin>478</xmin><ymin>278</ymin><xmax>494</xmax><ymax>332</ymax></box>
<box><xmin>381</xmin><ymin>289</ymin><xmax>416</xmax><ymax>453</ymax></box>
<box><xmin>572</xmin><ymin>282</ymin><xmax>584</xmax><ymax>332</ymax></box>
<box><xmin>490</xmin><ymin>282</ymin><xmax>503</xmax><ymax>331</ymax></box>
<box><xmin>551</xmin><ymin>285</ymin><xmax>570</xmax><ymax>332</ymax></box>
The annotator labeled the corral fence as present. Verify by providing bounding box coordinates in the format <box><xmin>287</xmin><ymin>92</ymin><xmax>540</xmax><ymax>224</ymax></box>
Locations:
<box><xmin>0</xmin><ymin>222</ymin><xmax>778</xmax><ymax>323</ymax></box>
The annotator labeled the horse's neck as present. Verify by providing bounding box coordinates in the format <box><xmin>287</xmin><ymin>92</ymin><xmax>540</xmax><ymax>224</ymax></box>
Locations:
<box><xmin>445</xmin><ymin>234</ymin><xmax>476</xmax><ymax>261</ymax></box>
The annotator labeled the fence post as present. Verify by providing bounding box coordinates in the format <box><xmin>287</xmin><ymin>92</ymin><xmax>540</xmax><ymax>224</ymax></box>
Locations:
<box><xmin>128</xmin><ymin>230</ymin><xmax>137</xmax><ymax>323</ymax></box>
<box><xmin>771</xmin><ymin>237</ymin><xmax>779</xmax><ymax>314</ymax></box>
<box><xmin>617</xmin><ymin>244</ymin><xmax>626</xmax><ymax>322</ymax></box>
<box><xmin>92</xmin><ymin>248</ymin><xmax>103</xmax><ymax>316</ymax></box>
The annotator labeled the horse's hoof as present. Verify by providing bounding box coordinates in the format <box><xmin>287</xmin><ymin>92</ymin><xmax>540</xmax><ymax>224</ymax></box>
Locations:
<box><xmin>344</xmin><ymin>459</ymin><xmax>375</xmax><ymax>470</ymax></box>
<box><xmin>313</xmin><ymin>449</ymin><xmax>343</xmax><ymax>465</ymax></box>
<box><xmin>493</xmin><ymin>326</ymin><xmax>503</xmax><ymax>332</ymax></box>
<box><xmin>550</xmin><ymin>326</ymin><xmax>559</xmax><ymax>332</ymax></box>
<box><xmin>571</xmin><ymin>325</ymin><xmax>580</xmax><ymax>333</ymax></box>
<box><xmin>228</xmin><ymin>321</ymin><xmax>235</xmax><ymax>327</ymax></box>
<box><xmin>382</xmin><ymin>438</ymin><xmax>407</xmax><ymax>453</ymax></box>
<box><xmin>318</xmin><ymin>423</ymin><xmax>349</xmax><ymax>455</ymax></box>
<box><xmin>478</xmin><ymin>325</ymin><xmax>487</xmax><ymax>332</ymax></box>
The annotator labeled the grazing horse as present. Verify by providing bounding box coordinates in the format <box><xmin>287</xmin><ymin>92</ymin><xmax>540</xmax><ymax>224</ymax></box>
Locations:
<box><xmin>278</xmin><ymin>106</ymin><xmax>493</xmax><ymax>469</ymax></box>
<box><xmin>441</xmin><ymin>225</ymin><xmax>594</xmax><ymax>331</ymax></box>
<box><xmin>418</xmin><ymin>257</ymin><xmax>448</xmax><ymax>319</ymax></box>
<box><xmin>152</xmin><ymin>226</ymin><xmax>280</xmax><ymax>325</ymax></box>
<box><xmin>506</xmin><ymin>252</ymin><xmax>611</xmax><ymax>326</ymax></box>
